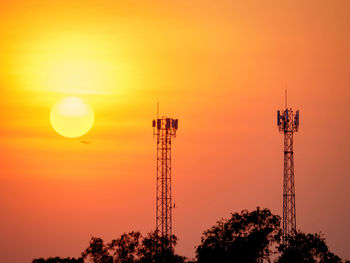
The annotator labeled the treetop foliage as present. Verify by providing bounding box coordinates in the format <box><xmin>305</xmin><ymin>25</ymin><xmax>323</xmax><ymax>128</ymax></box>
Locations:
<box><xmin>196</xmin><ymin>207</ymin><xmax>281</xmax><ymax>263</ymax></box>
<box><xmin>277</xmin><ymin>231</ymin><xmax>343</xmax><ymax>263</ymax></box>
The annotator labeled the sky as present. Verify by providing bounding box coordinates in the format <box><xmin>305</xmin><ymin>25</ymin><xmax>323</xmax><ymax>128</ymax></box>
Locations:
<box><xmin>0</xmin><ymin>0</ymin><xmax>349</xmax><ymax>262</ymax></box>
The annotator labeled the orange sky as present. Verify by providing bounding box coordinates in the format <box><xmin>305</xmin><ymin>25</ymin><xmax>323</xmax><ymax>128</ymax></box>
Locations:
<box><xmin>0</xmin><ymin>1</ymin><xmax>349</xmax><ymax>262</ymax></box>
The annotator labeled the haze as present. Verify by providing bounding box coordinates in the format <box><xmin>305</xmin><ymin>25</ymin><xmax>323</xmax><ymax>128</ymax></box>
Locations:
<box><xmin>0</xmin><ymin>1</ymin><xmax>349</xmax><ymax>262</ymax></box>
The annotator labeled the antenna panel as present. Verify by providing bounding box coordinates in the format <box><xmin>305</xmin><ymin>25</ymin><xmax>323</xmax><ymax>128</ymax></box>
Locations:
<box><xmin>166</xmin><ymin>118</ymin><xmax>171</xmax><ymax>129</ymax></box>
<box><xmin>296</xmin><ymin>110</ymin><xmax>299</xmax><ymax>125</ymax></box>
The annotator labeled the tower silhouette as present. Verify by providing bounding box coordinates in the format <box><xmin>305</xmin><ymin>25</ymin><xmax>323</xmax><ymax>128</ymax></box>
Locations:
<box><xmin>152</xmin><ymin>116</ymin><xmax>178</xmax><ymax>246</ymax></box>
<box><xmin>277</xmin><ymin>100</ymin><xmax>299</xmax><ymax>244</ymax></box>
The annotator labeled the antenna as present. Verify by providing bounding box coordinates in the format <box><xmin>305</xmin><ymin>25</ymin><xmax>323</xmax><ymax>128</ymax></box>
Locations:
<box><xmin>285</xmin><ymin>89</ymin><xmax>287</xmax><ymax>109</ymax></box>
<box><xmin>157</xmin><ymin>101</ymin><xmax>159</xmax><ymax>119</ymax></box>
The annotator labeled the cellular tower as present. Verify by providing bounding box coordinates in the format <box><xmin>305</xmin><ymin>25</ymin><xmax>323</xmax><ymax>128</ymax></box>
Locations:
<box><xmin>152</xmin><ymin>115</ymin><xmax>179</xmax><ymax>245</ymax></box>
<box><xmin>277</xmin><ymin>96</ymin><xmax>300</xmax><ymax>244</ymax></box>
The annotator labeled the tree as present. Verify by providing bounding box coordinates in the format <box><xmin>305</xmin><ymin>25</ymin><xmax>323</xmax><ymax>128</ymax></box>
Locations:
<box><xmin>32</xmin><ymin>257</ymin><xmax>83</xmax><ymax>263</ymax></box>
<box><xmin>276</xmin><ymin>231</ymin><xmax>342</xmax><ymax>263</ymax></box>
<box><xmin>80</xmin><ymin>231</ymin><xmax>185</xmax><ymax>263</ymax></box>
<box><xmin>82</xmin><ymin>237</ymin><xmax>113</xmax><ymax>263</ymax></box>
<box><xmin>108</xmin><ymin>231</ymin><xmax>142</xmax><ymax>263</ymax></box>
<box><xmin>196</xmin><ymin>207</ymin><xmax>281</xmax><ymax>263</ymax></box>
<box><xmin>138</xmin><ymin>231</ymin><xmax>185</xmax><ymax>263</ymax></box>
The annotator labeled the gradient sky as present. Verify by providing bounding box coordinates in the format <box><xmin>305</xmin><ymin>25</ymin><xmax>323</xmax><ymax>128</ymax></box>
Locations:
<box><xmin>0</xmin><ymin>1</ymin><xmax>349</xmax><ymax>262</ymax></box>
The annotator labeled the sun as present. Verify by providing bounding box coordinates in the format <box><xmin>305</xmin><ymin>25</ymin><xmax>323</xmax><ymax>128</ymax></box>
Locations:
<box><xmin>50</xmin><ymin>97</ymin><xmax>95</xmax><ymax>138</ymax></box>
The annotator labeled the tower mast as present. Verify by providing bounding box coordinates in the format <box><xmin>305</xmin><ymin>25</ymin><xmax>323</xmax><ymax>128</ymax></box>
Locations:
<box><xmin>152</xmin><ymin>115</ymin><xmax>179</xmax><ymax>247</ymax></box>
<box><xmin>277</xmin><ymin>102</ymin><xmax>300</xmax><ymax>244</ymax></box>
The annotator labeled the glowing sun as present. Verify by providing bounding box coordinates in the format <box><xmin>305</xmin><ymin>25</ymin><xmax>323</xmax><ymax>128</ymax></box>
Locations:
<box><xmin>50</xmin><ymin>97</ymin><xmax>95</xmax><ymax>138</ymax></box>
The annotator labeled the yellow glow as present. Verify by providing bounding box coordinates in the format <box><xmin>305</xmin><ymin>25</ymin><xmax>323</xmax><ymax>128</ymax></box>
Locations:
<box><xmin>50</xmin><ymin>97</ymin><xmax>94</xmax><ymax>138</ymax></box>
<box><xmin>13</xmin><ymin>33</ymin><xmax>123</xmax><ymax>96</ymax></box>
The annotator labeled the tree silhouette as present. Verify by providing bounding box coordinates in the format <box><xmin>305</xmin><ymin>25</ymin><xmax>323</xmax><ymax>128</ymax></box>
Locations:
<box><xmin>138</xmin><ymin>230</ymin><xmax>185</xmax><ymax>263</ymax></box>
<box><xmin>195</xmin><ymin>207</ymin><xmax>281</xmax><ymax>263</ymax></box>
<box><xmin>79</xmin><ymin>231</ymin><xmax>184</xmax><ymax>263</ymax></box>
<box><xmin>108</xmin><ymin>231</ymin><xmax>141</xmax><ymax>263</ymax></box>
<box><xmin>276</xmin><ymin>231</ymin><xmax>342</xmax><ymax>263</ymax></box>
<box><xmin>82</xmin><ymin>237</ymin><xmax>113</xmax><ymax>263</ymax></box>
<box><xmin>32</xmin><ymin>257</ymin><xmax>83</xmax><ymax>263</ymax></box>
